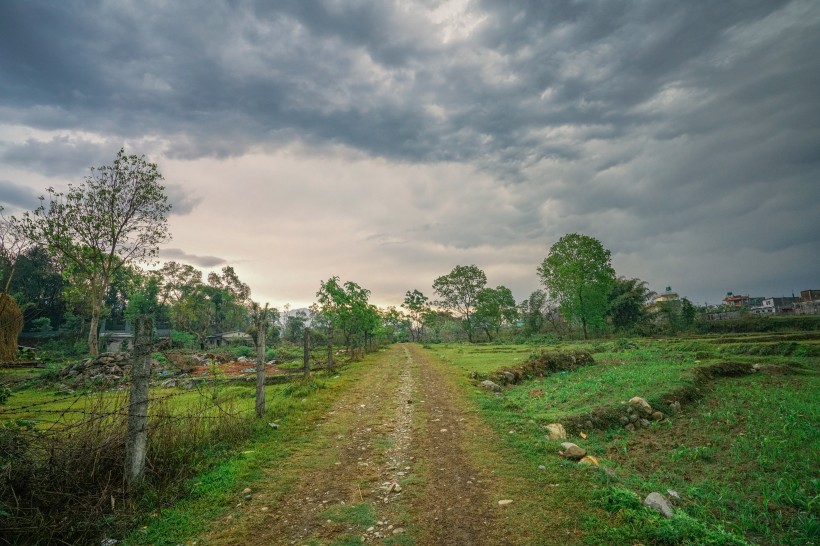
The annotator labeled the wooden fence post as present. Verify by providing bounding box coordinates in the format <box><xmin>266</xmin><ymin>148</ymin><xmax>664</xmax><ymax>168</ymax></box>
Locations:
<box><xmin>303</xmin><ymin>327</ymin><xmax>310</xmax><ymax>377</ymax></box>
<box><xmin>255</xmin><ymin>324</ymin><xmax>266</xmax><ymax>418</ymax></box>
<box><xmin>125</xmin><ymin>315</ymin><xmax>152</xmax><ymax>484</ymax></box>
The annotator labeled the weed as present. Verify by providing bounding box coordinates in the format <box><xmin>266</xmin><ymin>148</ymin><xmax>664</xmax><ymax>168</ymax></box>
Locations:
<box><xmin>321</xmin><ymin>503</ymin><xmax>377</xmax><ymax>527</ymax></box>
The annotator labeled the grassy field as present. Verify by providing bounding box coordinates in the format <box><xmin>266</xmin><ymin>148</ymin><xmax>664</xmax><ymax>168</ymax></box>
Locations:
<box><xmin>425</xmin><ymin>333</ymin><xmax>820</xmax><ymax>545</ymax></box>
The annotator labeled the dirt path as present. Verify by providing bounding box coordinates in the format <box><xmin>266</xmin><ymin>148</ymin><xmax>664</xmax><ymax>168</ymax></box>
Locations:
<box><xmin>199</xmin><ymin>344</ymin><xmax>520</xmax><ymax>546</ymax></box>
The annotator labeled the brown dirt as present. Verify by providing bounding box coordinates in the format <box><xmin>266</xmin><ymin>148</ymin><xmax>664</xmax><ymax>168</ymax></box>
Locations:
<box><xmin>198</xmin><ymin>343</ymin><xmax>524</xmax><ymax>546</ymax></box>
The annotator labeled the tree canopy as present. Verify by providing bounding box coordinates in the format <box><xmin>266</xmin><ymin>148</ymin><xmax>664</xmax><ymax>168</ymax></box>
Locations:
<box><xmin>22</xmin><ymin>149</ymin><xmax>170</xmax><ymax>354</ymax></box>
<box><xmin>537</xmin><ymin>233</ymin><xmax>615</xmax><ymax>339</ymax></box>
<box><xmin>432</xmin><ymin>264</ymin><xmax>487</xmax><ymax>342</ymax></box>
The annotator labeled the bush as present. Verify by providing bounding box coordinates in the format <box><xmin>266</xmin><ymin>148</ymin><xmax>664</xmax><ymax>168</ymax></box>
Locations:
<box><xmin>265</xmin><ymin>347</ymin><xmax>277</xmax><ymax>360</ymax></box>
<box><xmin>230</xmin><ymin>345</ymin><xmax>255</xmax><ymax>358</ymax></box>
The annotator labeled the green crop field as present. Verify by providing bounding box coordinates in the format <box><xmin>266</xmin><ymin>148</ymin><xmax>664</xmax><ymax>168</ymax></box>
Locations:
<box><xmin>427</xmin><ymin>334</ymin><xmax>820</xmax><ymax>545</ymax></box>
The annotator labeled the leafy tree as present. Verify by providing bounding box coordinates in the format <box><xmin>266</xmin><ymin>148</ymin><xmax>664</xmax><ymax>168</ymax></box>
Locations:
<box><xmin>474</xmin><ymin>285</ymin><xmax>517</xmax><ymax>341</ymax></box>
<box><xmin>537</xmin><ymin>233</ymin><xmax>615</xmax><ymax>340</ymax></box>
<box><xmin>519</xmin><ymin>289</ymin><xmax>547</xmax><ymax>336</ymax></box>
<box><xmin>401</xmin><ymin>289</ymin><xmax>430</xmax><ymax>342</ymax></box>
<box><xmin>432</xmin><ymin>265</ymin><xmax>487</xmax><ymax>342</ymax></box>
<box><xmin>152</xmin><ymin>261</ymin><xmax>203</xmax><ymax>305</ymax></box>
<box><xmin>23</xmin><ymin>149</ymin><xmax>171</xmax><ymax>354</ymax></box>
<box><xmin>316</xmin><ymin>277</ymin><xmax>374</xmax><ymax>356</ymax></box>
<box><xmin>0</xmin><ymin>212</ymin><xmax>31</xmax><ymax>360</ymax></box>
<box><xmin>381</xmin><ymin>306</ymin><xmax>411</xmax><ymax>342</ymax></box>
<box><xmin>6</xmin><ymin>245</ymin><xmax>65</xmax><ymax>331</ymax></box>
<box><xmin>607</xmin><ymin>277</ymin><xmax>655</xmax><ymax>333</ymax></box>
<box><xmin>208</xmin><ymin>266</ymin><xmax>250</xmax><ymax>304</ymax></box>
<box><xmin>283</xmin><ymin>309</ymin><xmax>308</xmax><ymax>343</ymax></box>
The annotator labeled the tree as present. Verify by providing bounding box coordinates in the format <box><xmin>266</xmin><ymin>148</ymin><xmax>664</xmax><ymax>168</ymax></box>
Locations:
<box><xmin>607</xmin><ymin>277</ymin><xmax>655</xmax><ymax>333</ymax></box>
<box><xmin>537</xmin><ymin>233</ymin><xmax>615</xmax><ymax>340</ymax></box>
<box><xmin>0</xmin><ymin>212</ymin><xmax>32</xmax><ymax>361</ymax></box>
<box><xmin>316</xmin><ymin>277</ymin><xmax>373</xmax><ymax>357</ymax></box>
<box><xmin>474</xmin><ymin>286</ymin><xmax>517</xmax><ymax>341</ymax></box>
<box><xmin>432</xmin><ymin>265</ymin><xmax>487</xmax><ymax>342</ymax></box>
<box><xmin>401</xmin><ymin>289</ymin><xmax>430</xmax><ymax>342</ymax></box>
<box><xmin>23</xmin><ymin>149</ymin><xmax>170</xmax><ymax>354</ymax></box>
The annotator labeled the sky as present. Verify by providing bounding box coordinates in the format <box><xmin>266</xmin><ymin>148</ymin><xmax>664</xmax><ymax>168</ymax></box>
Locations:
<box><xmin>1</xmin><ymin>0</ymin><xmax>819</xmax><ymax>309</ymax></box>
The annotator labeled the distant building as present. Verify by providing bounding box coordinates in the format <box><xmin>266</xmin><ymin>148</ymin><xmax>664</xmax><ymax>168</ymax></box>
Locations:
<box><xmin>205</xmin><ymin>331</ymin><xmax>253</xmax><ymax>349</ymax></box>
<box><xmin>800</xmin><ymin>289</ymin><xmax>820</xmax><ymax>302</ymax></box>
<box><xmin>753</xmin><ymin>297</ymin><xmax>799</xmax><ymax>315</ymax></box>
<box><xmin>722</xmin><ymin>293</ymin><xmax>750</xmax><ymax>307</ymax></box>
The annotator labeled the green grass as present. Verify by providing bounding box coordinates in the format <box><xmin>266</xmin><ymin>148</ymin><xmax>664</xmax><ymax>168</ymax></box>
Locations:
<box><xmin>121</xmin><ymin>361</ymin><xmax>373</xmax><ymax>545</ymax></box>
<box><xmin>424</xmin><ymin>333</ymin><xmax>819</xmax><ymax>545</ymax></box>
<box><xmin>320</xmin><ymin>503</ymin><xmax>377</xmax><ymax>527</ymax></box>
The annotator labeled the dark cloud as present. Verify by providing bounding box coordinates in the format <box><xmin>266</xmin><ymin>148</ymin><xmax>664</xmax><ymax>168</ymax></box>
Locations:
<box><xmin>0</xmin><ymin>0</ymin><xmax>817</xmax><ymax>303</ymax></box>
<box><xmin>1</xmin><ymin>136</ymin><xmax>114</xmax><ymax>178</ymax></box>
<box><xmin>0</xmin><ymin>179</ymin><xmax>39</xmax><ymax>210</ymax></box>
<box><xmin>163</xmin><ymin>182</ymin><xmax>202</xmax><ymax>216</ymax></box>
<box><xmin>159</xmin><ymin>248</ymin><xmax>227</xmax><ymax>268</ymax></box>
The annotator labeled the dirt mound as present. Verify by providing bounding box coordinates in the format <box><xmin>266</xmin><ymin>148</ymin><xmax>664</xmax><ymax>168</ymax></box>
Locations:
<box><xmin>472</xmin><ymin>349</ymin><xmax>595</xmax><ymax>386</ymax></box>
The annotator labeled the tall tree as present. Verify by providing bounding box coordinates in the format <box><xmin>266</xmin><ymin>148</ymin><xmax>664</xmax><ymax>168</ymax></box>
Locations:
<box><xmin>401</xmin><ymin>289</ymin><xmax>430</xmax><ymax>342</ymax></box>
<box><xmin>23</xmin><ymin>149</ymin><xmax>171</xmax><ymax>354</ymax></box>
<box><xmin>432</xmin><ymin>265</ymin><xmax>487</xmax><ymax>342</ymax></box>
<box><xmin>537</xmin><ymin>233</ymin><xmax>615</xmax><ymax>340</ymax></box>
<box><xmin>474</xmin><ymin>285</ymin><xmax>517</xmax><ymax>341</ymax></box>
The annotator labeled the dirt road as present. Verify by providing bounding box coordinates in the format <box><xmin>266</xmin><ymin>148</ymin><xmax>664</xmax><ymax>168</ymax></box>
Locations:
<box><xmin>200</xmin><ymin>344</ymin><xmax>538</xmax><ymax>546</ymax></box>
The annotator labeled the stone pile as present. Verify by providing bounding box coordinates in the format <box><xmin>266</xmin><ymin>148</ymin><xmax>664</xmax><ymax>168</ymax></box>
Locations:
<box><xmin>62</xmin><ymin>352</ymin><xmax>132</xmax><ymax>383</ymax></box>
<box><xmin>619</xmin><ymin>396</ymin><xmax>665</xmax><ymax>432</ymax></box>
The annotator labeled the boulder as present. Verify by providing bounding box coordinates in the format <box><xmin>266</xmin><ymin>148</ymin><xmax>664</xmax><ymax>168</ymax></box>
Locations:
<box><xmin>651</xmin><ymin>411</ymin><xmax>664</xmax><ymax>421</ymax></box>
<box><xmin>629</xmin><ymin>396</ymin><xmax>653</xmax><ymax>414</ymax></box>
<box><xmin>644</xmin><ymin>492</ymin><xmax>674</xmax><ymax>518</ymax></box>
<box><xmin>480</xmin><ymin>380</ymin><xmax>502</xmax><ymax>392</ymax></box>
<box><xmin>559</xmin><ymin>442</ymin><xmax>586</xmax><ymax>460</ymax></box>
<box><xmin>545</xmin><ymin>423</ymin><xmax>567</xmax><ymax>440</ymax></box>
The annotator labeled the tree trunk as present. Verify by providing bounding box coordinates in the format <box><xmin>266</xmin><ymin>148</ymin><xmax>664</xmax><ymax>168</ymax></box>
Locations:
<box><xmin>125</xmin><ymin>315</ymin><xmax>152</xmax><ymax>485</ymax></box>
<box><xmin>255</xmin><ymin>326</ymin><xmax>266</xmax><ymax>418</ymax></box>
<box><xmin>303</xmin><ymin>327</ymin><xmax>310</xmax><ymax>377</ymax></box>
<box><xmin>327</xmin><ymin>326</ymin><xmax>334</xmax><ymax>372</ymax></box>
<box><xmin>88</xmin><ymin>299</ymin><xmax>102</xmax><ymax>355</ymax></box>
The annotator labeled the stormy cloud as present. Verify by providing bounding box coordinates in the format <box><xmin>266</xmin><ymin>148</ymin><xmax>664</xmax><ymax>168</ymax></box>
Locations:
<box><xmin>1</xmin><ymin>0</ymin><xmax>818</xmax><ymax>305</ymax></box>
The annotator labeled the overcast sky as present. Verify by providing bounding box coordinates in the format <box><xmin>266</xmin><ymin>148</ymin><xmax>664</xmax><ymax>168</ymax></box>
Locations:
<box><xmin>1</xmin><ymin>0</ymin><xmax>818</xmax><ymax>308</ymax></box>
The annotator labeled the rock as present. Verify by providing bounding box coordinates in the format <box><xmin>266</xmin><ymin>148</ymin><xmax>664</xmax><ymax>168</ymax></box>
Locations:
<box><xmin>392</xmin><ymin>528</ymin><xmax>405</xmax><ymax>535</ymax></box>
<box><xmin>651</xmin><ymin>411</ymin><xmax>664</xmax><ymax>421</ymax></box>
<box><xmin>242</xmin><ymin>487</ymin><xmax>252</xmax><ymax>494</ymax></box>
<box><xmin>668</xmin><ymin>401</ymin><xmax>681</xmax><ymax>414</ymax></box>
<box><xmin>629</xmin><ymin>396</ymin><xmax>653</xmax><ymax>414</ymax></box>
<box><xmin>538</xmin><ymin>465</ymin><xmax>546</xmax><ymax>471</ymax></box>
<box><xmin>160</xmin><ymin>379</ymin><xmax>176</xmax><ymax>388</ymax></box>
<box><xmin>629</xmin><ymin>414</ymin><xmax>639</xmax><ymax>423</ymax></box>
<box><xmin>619</xmin><ymin>416</ymin><xmax>630</xmax><ymax>425</ymax></box>
<box><xmin>498</xmin><ymin>499</ymin><xmax>513</xmax><ymax>506</ymax></box>
<box><xmin>481</xmin><ymin>380</ymin><xmax>502</xmax><ymax>392</ymax></box>
<box><xmin>545</xmin><ymin>423</ymin><xmax>567</xmax><ymax>440</ymax></box>
<box><xmin>559</xmin><ymin>442</ymin><xmax>586</xmax><ymax>460</ymax></box>
<box><xmin>644</xmin><ymin>492</ymin><xmax>674</xmax><ymax>518</ymax></box>
<box><xmin>502</xmin><ymin>371</ymin><xmax>516</xmax><ymax>383</ymax></box>
<box><xmin>639</xmin><ymin>418</ymin><xmax>651</xmax><ymax>428</ymax></box>
<box><xmin>243</xmin><ymin>493</ymin><xmax>252</xmax><ymax>501</ymax></box>
<box><xmin>578</xmin><ymin>456</ymin><xmax>599</xmax><ymax>467</ymax></box>
<box><xmin>625</xmin><ymin>423</ymin><xmax>635</xmax><ymax>432</ymax></box>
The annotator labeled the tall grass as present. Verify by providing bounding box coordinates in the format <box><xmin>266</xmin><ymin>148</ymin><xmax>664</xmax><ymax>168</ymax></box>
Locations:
<box><xmin>0</xmin><ymin>389</ymin><xmax>254</xmax><ymax>545</ymax></box>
